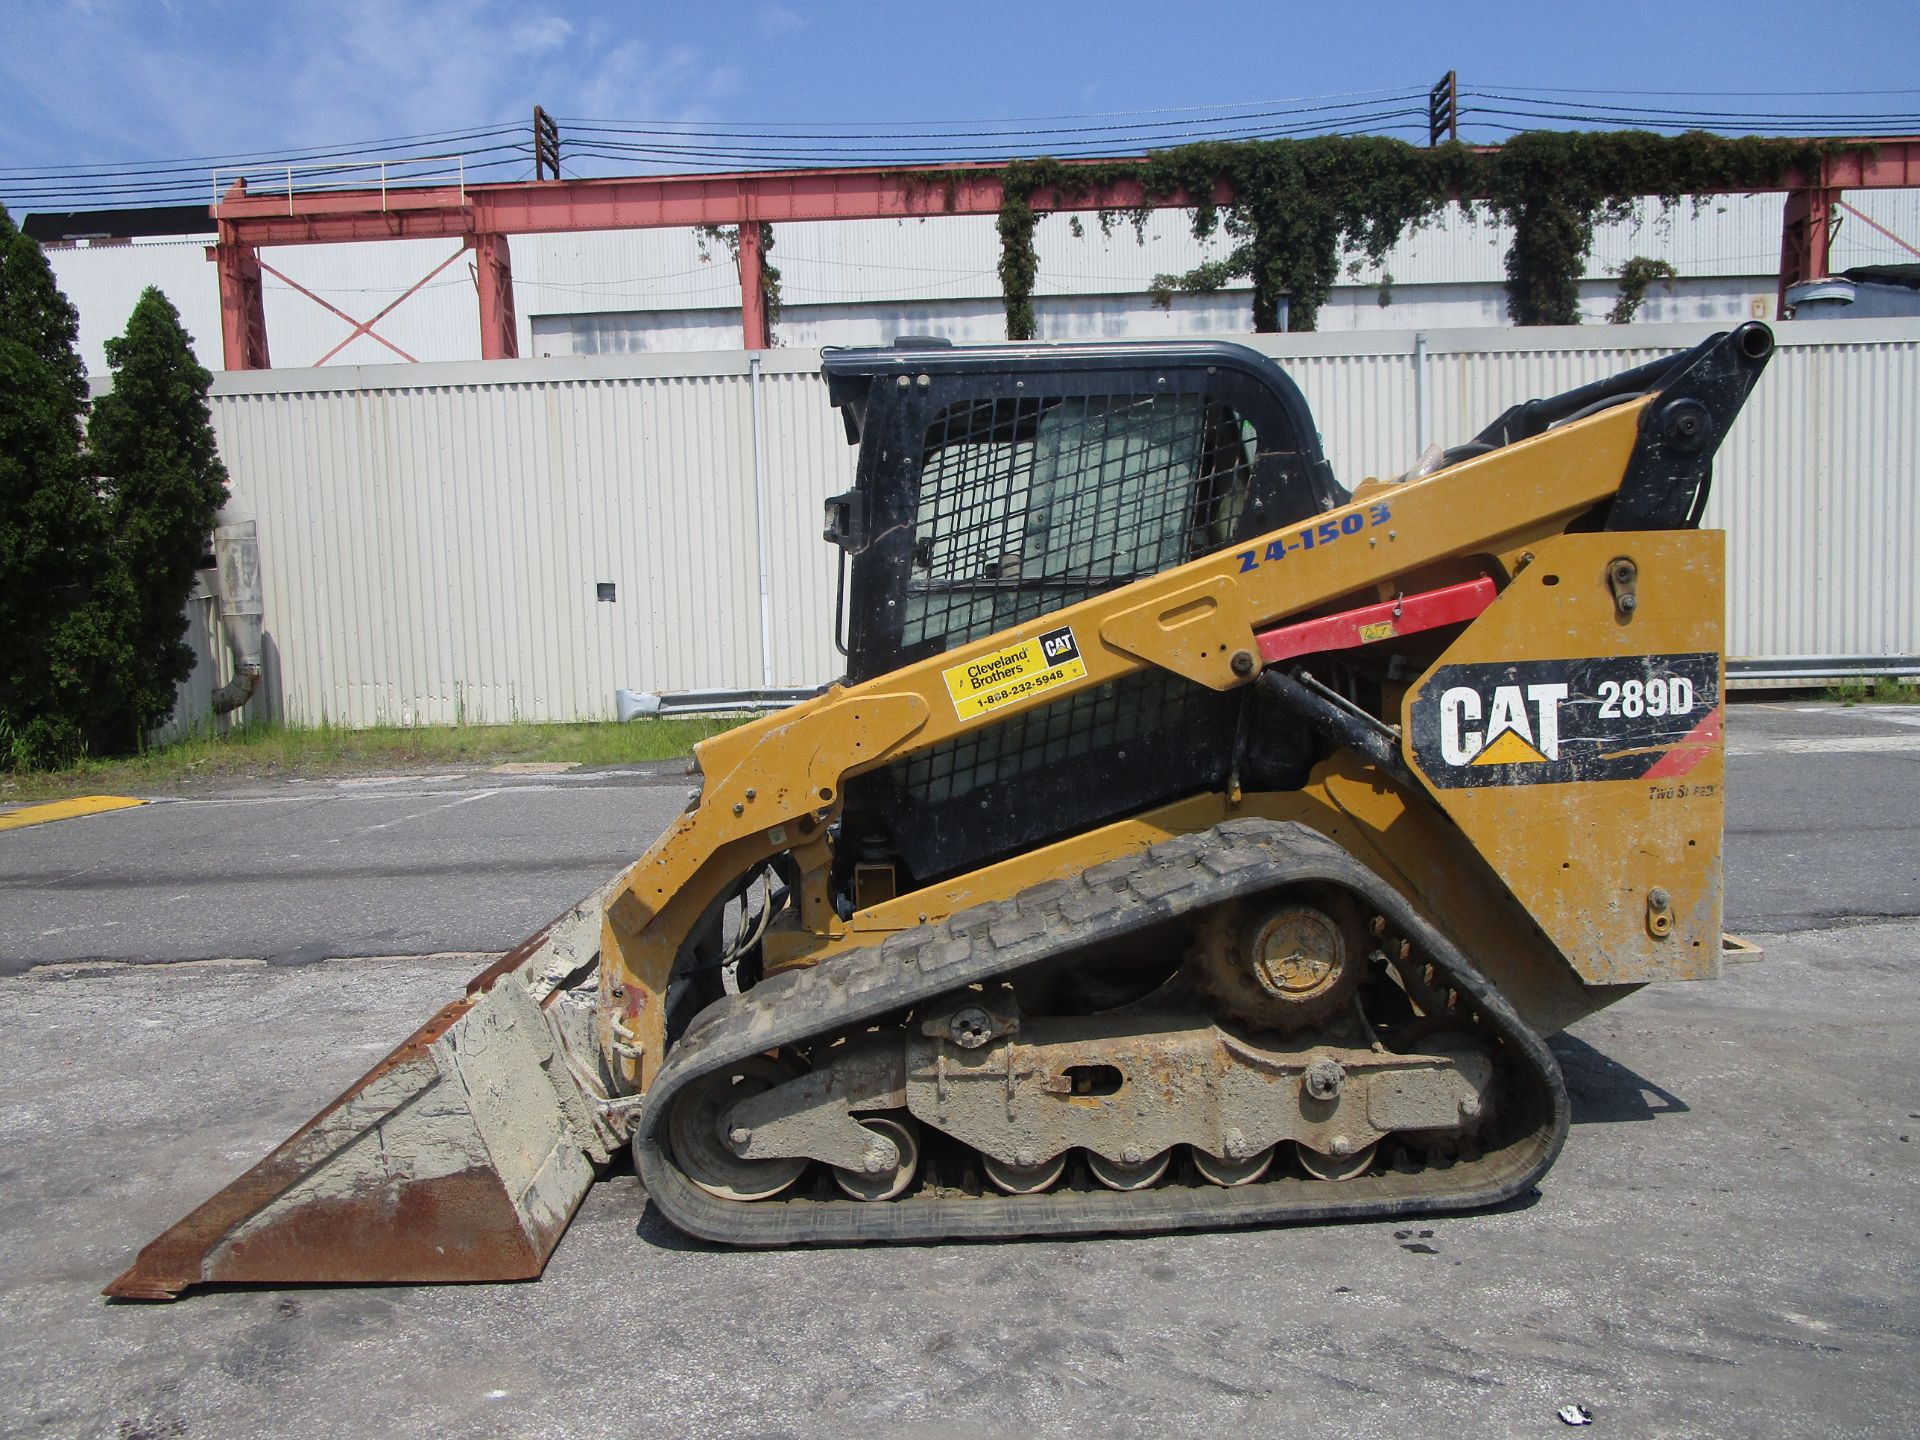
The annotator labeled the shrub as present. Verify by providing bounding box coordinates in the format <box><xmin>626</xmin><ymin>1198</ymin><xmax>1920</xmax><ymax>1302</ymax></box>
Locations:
<box><xmin>89</xmin><ymin>286</ymin><xmax>231</xmax><ymax>741</ymax></box>
<box><xmin>0</xmin><ymin>205</ymin><xmax>131</xmax><ymax>769</ymax></box>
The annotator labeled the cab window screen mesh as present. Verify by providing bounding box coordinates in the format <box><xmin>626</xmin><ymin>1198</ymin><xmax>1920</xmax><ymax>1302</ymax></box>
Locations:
<box><xmin>890</xmin><ymin>670</ymin><xmax>1213</xmax><ymax>805</ymax></box>
<box><xmin>902</xmin><ymin>393</ymin><xmax>1255</xmax><ymax>656</ymax></box>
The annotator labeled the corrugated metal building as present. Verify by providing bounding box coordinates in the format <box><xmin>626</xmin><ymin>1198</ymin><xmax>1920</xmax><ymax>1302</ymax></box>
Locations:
<box><xmin>168</xmin><ymin>319</ymin><xmax>1920</xmax><ymax>734</ymax></box>
<box><xmin>46</xmin><ymin>190</ymin><xmax>1920</xmax><ymax>375</ymax></box>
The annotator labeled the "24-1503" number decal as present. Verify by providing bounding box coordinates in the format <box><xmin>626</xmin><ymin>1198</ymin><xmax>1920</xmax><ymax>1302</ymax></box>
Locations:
<box><xmin>1236</xmin><ymin>503</ymin><xmax>1392</xmax><ymax>574</ymax></box>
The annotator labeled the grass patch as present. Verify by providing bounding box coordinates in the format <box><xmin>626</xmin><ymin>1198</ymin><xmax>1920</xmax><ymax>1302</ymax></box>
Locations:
<box><xmin>0</xmin><ymin>716</ymin><xmax>739</xmax><ymax>802</ymax></box>
<box><xmin>1821</xmin><ymin>677</ymin><xmax>1920</xmax><ymax>706</ymax></box>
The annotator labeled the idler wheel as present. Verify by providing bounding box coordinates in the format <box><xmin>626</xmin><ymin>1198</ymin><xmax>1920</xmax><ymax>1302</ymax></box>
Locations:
<box><xmin>667</xmin><ymin>1057</ymin><xmax>807</xmax><ymax>1202</ymax></box>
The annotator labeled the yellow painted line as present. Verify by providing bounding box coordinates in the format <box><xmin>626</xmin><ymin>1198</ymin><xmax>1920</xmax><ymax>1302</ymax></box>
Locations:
<box><xmin>0</xmin><ymin>795</ymin><xmax>148</xmax><ymax>832</ymax></box>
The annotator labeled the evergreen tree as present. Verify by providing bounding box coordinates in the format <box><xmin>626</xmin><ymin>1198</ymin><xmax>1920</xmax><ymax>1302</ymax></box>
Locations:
<box><xmin>89</xmin><ymin>287</ymin><xmax>230</xmax><ymax>741</ymax></box>
<box><xmin>0</xmin><ymin>205</ymin><xmax>132</xmax><ymax>768</ymax></box>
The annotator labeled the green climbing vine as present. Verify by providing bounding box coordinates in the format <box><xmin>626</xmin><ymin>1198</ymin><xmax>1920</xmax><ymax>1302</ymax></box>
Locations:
<box><xmin>992</xmin><ymin>158</ymin><xmax>1147</xmax><ymax>340</ymax></box>
<box><xmin>1608</xmin><ymin>256</ymin><xmax>1679</xmax><ymax>324</ymax></box>
<box><xmin>1479</xmin><ymin>130</ymin><xmax>1834</xmax><ymax>324</ymax></box>
<box><xmin>909</xmin><ymin>130</ymin><xmax>1858</xmax><ymax>338</ymax></box>
<box><xmin>696</xmin><ymin>221</ymin><xmax>783</xmax><ymax>335</ymax></box>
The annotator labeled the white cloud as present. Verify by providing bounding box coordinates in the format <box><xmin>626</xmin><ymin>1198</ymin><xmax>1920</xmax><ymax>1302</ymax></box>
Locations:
<box><xmin>0</xmin><ymin>0</ymin><xmax>744</xmax><ymax>189</ymax></box>
<box><xmin>756</xmin><ymin>4</ymin><xmax>804</xmax><ymax>38</ymax></box>
<box><xmin>509</xmin><ymin>15</ymin><xmax>574</xmax><ymax>51</ymax></box>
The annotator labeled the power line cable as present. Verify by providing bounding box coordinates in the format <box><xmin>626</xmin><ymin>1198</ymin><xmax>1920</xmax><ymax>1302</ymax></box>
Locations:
<box><xmin>558</xmin><ymin>107</ymin><xmax>1433</xmax><ymax>165</ymax></box>
<box><xmin>1472</xmin><ymin>83</ymin><xmax>1920</xmax><ymax>98</ymax></box>
<box><xmin>5</xmin><ymin>143</ymin><xmax>533</xmax><ymax>194</ymax></box>
<box><xmin>3</xmin><ymin>152</ymin><xmax>532</xmax><ymax>206</ymax></box>
<box><xmin>14</xmin><ymin>81</ymin><xmax>1920</xmax><ymax>214</ymax></box>
<box><xmin>1461</xmin><ymin>105</ymin><xmax>1919</xmax><ymax>136</ymax></box>
<box><xmin>551</xmin><ymin>85</ymin><xmax>1425</xmax><ymax>128</ymax></box>
<box><xmin>1</xmin><ymin>122</ymin><xmax>525</xmax><ymax>178</ymax></box>
<box><xmin>554</xmin><ymin>92</ymin><xmax>1428</xmax><ymax>143</ymax></box>
<box><xmin>1463</xmin><ymin>90</ymin><xmax>1920</xmax><ymax>125</ymax></box>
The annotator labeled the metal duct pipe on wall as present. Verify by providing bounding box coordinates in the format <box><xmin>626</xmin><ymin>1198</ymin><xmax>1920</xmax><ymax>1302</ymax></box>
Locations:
<box><xmin>210</xmin><ymin>512</ymin><xmax>264</xmax><ymax>714</ymax></box>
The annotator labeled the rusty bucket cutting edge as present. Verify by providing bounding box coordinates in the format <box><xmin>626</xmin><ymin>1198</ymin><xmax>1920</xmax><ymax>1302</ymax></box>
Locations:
<box><xmin>105</xmin><ymin>888</ymin><xmax>618</xmax><ymax>1302</ymax></box>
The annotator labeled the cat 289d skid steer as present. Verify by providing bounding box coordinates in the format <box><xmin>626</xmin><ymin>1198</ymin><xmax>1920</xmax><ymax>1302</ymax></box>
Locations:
<box><xmin>109</xmin><ymin>323</ymin><xmax>1773</xmax><ymax>1298</ymax></box>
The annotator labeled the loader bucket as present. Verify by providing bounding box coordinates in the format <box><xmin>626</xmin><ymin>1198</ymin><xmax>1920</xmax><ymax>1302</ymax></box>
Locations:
<box><xmin>105</xmin><ymin>888</ymin><xmax>616</xmax><ymax>1301</ymax></box>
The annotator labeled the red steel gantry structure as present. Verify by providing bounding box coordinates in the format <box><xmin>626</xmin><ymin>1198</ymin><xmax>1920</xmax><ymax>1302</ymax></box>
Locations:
<box><xmin>208</xmin><ymin>145</ymin><xmax>1920</xmax><ymax>370</ymax></box>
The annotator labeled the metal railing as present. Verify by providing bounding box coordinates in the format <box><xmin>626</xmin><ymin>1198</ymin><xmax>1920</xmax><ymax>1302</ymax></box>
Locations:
<box><xmin>212</xmin><ymin>156</ymin><xmax>468</xmax><ymax>215</ymax></box>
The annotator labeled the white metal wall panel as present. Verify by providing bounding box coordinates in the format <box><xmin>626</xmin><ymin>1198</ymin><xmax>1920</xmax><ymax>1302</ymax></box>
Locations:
<box><xmin>1828</xmin><ymin>190</ymin><xmax>1920</xmax><ymax>271</ymax></box>
<box><xmin>529</xmin><ymin>308</ymin><xmax>746</xmax><ymax>355</ymax></box>
<box><xmin>1357</xmin><ymin>194</ymin><xmax>1792</xmax><ymax>288</ymax></box>
<box><xmin>196</xmin><ymin>319</ymin><xmax>1919</xmax><ymax>727</ymax></box>
<box><xmin>1587</xmin><ymin>193</ymin><xmax>1788</xmax><ymax>280</ymax></box>
<box><xmin>754</xmin><ymin>362</ymin><xmax>860</xmax><ymax>686</ymax></box>
<box><xmin>256</xmin><ymin>236</ymin><xmax>485</xmax><ymax>368</ymax></box>
<box><xmin>517</xmin><ymin>229</ymin><xmax>738</xmax><ymax>313</ymax></box>
<box><xmin>1703</xmin><ymin>332</ymin><xmax>1919</xmax><ymax>660</ymax></box>
<box><xmin>44</xmin><ymin>238</ymin><xmax>225</xmax><ymax>377</ymax></box>
<box><xmin>765</xmin><ymin>211</ymin><xmax>1242</xmax><ymax>306</ymax></box>
<box><xmin>153</xmin><ymin>592</ymin><xmax>246</xmax><ymax>742</ymax></box>
<box><xmin>527</xmin><ymin>291</ymin><xmax>1269</xmax><ymax>356</ymax></box>
<box><xmin>773</xmin><ymin>216</ymin><xmax>1002</xmax><ymax>307</ymax></box>
<box><xmin>207</xmin><ymin>355</ymin><xmax>795</xmax><ymax>725</ymax></box>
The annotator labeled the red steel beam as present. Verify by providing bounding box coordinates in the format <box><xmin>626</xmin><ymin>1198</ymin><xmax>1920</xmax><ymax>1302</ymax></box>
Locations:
<box><xmin>213</xmin><ymin>236</ymin><xmax>270</xmax><ymax>370</ymax></box>
<box><xmin>210</xmin><ymin>144</ymin><xmax>1920</xmax><ymax>248</ymax></box>
<box><xmin>736</xmin><ymin>220</ymin><xmax>769</xmax><ymax>351</ymax></box>
<box><xmin>1778</xmin><ymin>187</ymin><xmax>1838</xmax><ymax>316</ymax></box>
<box><xmin>209</xmin><ymin>159</ymin><xmax>1235</xmax><ymax>246</ymax></box>
<box><xmin>473</xmin><ymin>232</ymin><xmax>519</xmax><ymax>360</ymax></box>
<box><xmin>1787</xmin><ymin>143</ymin><xmax>1920</xmax><ymax>191</ymax></box>
<box><xmin>205</xmin><ymin>143</ymin><xmax>1919</xmax><ymax>368</ymax></box>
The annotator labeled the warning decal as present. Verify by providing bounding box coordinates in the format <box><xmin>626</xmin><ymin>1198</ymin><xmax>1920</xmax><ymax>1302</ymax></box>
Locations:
<box><xmin>1408</xmin><ymin>652</ymin><xmax>1721</xmax><ymax>789</ymax></box>
<box><xmin>943</xmin><ymin>625</ymin><xmax>1086</xmax><ymax>721</ymax></box>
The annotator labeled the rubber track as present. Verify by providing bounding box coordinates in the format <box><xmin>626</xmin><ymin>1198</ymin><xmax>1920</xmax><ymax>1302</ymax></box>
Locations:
<box><xmin>633</xmin><ymin>818</ymin><xmax>1569</xmax><ymax>1246</ymax></box>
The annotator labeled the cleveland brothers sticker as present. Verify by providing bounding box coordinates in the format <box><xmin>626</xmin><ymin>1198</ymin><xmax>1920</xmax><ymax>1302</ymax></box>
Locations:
<box><xmin>942</xmin><ymin>625</ymin><xmax>1085</xmax><ymax>721</ymax></box>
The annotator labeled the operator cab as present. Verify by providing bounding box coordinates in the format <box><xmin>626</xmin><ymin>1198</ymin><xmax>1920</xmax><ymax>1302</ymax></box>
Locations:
<box><xmin>819</xmin><ymin>338</ymin><xmax>1340</xmax><ymax>895</ymax></box>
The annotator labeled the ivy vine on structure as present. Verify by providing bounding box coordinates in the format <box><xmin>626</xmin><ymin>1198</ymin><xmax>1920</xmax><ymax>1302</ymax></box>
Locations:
<box><xmin>696</xmin><ymin>222</ymin><xmax>783</xmax><ymax>336</ymax></box>
<box><xmin>1478</xmin><ymin>130</ymin><xmax>1836</xmax><ymax>324</ymax></box>
<box><xmin>1608</xmin><ymin>256</ymin><xmax>1679</xmax><ymax>324</ymax></box>
<box><xmin>905</xmin><ymin>131</ymin><xmax>1858</xmax><ymax>339</ymax></box>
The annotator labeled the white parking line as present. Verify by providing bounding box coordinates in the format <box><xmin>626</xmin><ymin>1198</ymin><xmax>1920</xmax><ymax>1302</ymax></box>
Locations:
<box><xmin>1729</xmin><ymin>735</ymin><xmax>1920</xmax><ymax>756</ymax></box>
<box><xmin>329</xmin><ymin>788</ymin><xmax>500</xmax><ymax>840</ymax></box>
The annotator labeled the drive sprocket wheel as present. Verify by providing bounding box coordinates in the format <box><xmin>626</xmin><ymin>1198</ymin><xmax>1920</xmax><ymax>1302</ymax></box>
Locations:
<box><xmin>1185</xmin><ymin>890</ymin><xmax>1365</xmax><ymax>1034</ymax></box>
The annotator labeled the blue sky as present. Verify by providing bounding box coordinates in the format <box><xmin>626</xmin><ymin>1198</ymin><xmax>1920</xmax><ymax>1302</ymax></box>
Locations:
<box><xmin>3</xmin><ymin>0</ymin><xmax>1918</xmax><ymax>211</ymax></box>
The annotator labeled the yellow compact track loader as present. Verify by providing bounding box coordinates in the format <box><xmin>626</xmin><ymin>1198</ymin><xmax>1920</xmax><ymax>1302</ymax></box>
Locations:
<box><xmin>109</xmin><ymin>323</ymin><xmax>1774</xmax><ymax>1298</ymax></box>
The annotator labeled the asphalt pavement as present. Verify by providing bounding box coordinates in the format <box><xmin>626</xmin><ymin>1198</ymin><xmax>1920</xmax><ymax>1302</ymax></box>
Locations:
<box><xmin>0</xmin><ymin>701</ymin><xmax>1915</xmax><ymax>1438</ymax></box>
<box><xmin>0</xmin><ymin>762</ymin><xmax>694</xmax><ymax>972</ymax></box>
